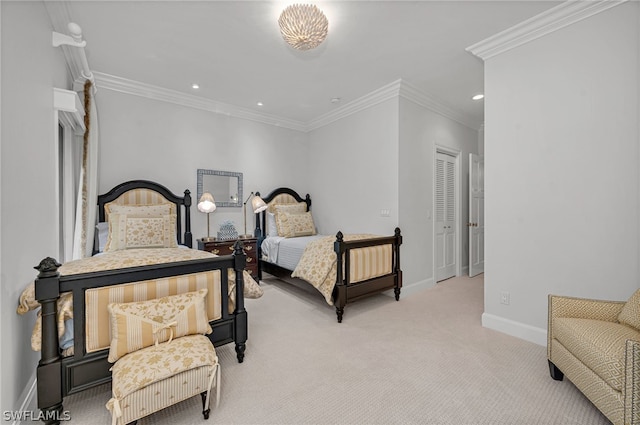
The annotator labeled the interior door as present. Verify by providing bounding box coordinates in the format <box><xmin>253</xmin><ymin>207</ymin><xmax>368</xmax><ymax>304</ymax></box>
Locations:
<box><xmin>436</xmin><ymin>152</ymin><xmax>456</xmax><ymax>282</ymax></box>
<box><xmin>468</xmin><ymin>153</ymin><xmax>485</xmax><ymax>277</ymax></box>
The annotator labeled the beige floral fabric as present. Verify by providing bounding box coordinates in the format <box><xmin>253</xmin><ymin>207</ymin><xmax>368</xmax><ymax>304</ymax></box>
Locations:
<box><xmin>19</xmin><ymin>248</ymin><xmax>262</xmax><ymax>353</ymax></box>
<box><xmin>107</xmin><ymin>289</ymin><xmax>212</xmax><ymax>362</ymax></box>
<box><xmin>106</xmin><ymin>214</ymin><xmax>177</xmax><ymax>251</ymax></box>
<box><xmin>266</xmin><ymin>196</ymin><xmax>306</xmax><ymax>214</ymax></box>
<box><xmin>291</xmin><ymin>234</ymin><xmax>392</xmax><ymax>305</ymax></box>
<box><xmin>104</xmin><ymin>201</ymin><xmax>175</xmax><ymax>223</ymax></box>
<box><xmin>280</xmin><ymin>211</ymin><xmax>316</xmax><ymax>238</ymax></box>
<box><xmin>274</xmin><ymin>203</ymin><xmax>308</xmax><ymax>236</ymax></box>
<box><xmin>107</xmin><ymin>334</ymin><xmax>219</xmax><ymax>425</ymax></box>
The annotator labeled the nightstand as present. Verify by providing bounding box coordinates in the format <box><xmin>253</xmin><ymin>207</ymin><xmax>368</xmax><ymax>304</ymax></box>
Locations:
<box><xmin>197</xmin><ymin>237</ymin><xmax>258</xmax><ymax>280</ymax></box>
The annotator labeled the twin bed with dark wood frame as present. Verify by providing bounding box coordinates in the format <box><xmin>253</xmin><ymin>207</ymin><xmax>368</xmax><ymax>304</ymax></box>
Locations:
<box><xmin>254</xmin><ymin>187</ymin><xmax>403</xmax><ymax>323</ymax></box>
<box><xmin>33</xmin><ymin>180</ymin><xmax>247</xmax><ymax>424</ymax></box>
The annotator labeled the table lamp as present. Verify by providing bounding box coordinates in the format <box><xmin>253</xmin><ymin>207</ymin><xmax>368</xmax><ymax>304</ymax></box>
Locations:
<box><xmin>197</xmin><ymin>192</ymin><xmax>217</xmax><ymax>242</ymax></box>
<box><xmin>240</xmin><ymin>192</ymin><xmax>267</xmax><ymax>239</ymax></box>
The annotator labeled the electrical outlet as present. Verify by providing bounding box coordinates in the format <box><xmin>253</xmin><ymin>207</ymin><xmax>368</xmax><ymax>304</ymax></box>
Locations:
<box><xmin>500</xmin><ymin>291</ymin><xmax>510</xmax><ymax>305</ymax></box>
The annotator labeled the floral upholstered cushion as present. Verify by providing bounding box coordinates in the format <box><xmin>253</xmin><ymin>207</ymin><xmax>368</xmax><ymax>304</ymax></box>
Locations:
<box><xmin>107</xmin><ymin>289</ymin><xmax>212</xmax><ymax>362</ymax></box>
<box><xmin>109</xmin><ymin>334</ymin><xmax>217</xmax><ymax>400</ymax></box>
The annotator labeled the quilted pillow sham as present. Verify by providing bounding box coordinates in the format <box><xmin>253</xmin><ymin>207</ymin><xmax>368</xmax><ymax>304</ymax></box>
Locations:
<box><xmin>105</xmin><ymin>213</ymin><xmax>178</xmax><ymax>251</ymax></box>
<box><xmin>104</xmin><ymin>203</ymin><xmax>175</xmax><ymax>221</ymax></box>
<box><xmin>274</xmin><ymin>203</ymin><xmax>308</xmax><ymax>236</ymax></box>
<box><xmin>279</xmin><ymin>211</ymin><xmax>317</xmax><ymax>238</ymax></box>
<box><xmin>107</xmin><ymin>288</ymin><xmax>212</xmax><ymax>362</ymax></box>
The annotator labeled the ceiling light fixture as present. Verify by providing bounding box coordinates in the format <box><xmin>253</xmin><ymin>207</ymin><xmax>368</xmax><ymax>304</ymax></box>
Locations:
<box><xmin>278</xmin><ymin>4</ymin><xmax>328</xmax><ymax>51</ymax></box>
<box><xmin>192</xmin><ymin>83</ymin><xmax>200</xmax><ymax>89</ymax></box>
<box><xmin>257</xmin><ymin>102</ymin><xmax>264</xmax><ymax>107</ymax></box>
<box><xmin>472</xmin><ymin>94</ymin><xmax>484</xmax><ymax>101</ymax></box>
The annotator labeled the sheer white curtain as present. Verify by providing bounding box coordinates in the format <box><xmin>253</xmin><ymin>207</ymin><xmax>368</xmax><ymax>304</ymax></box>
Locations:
<box><xmin>71</xmin><ymin>80</ymin><xmax>99</xmax><ymax>259</ymax></box>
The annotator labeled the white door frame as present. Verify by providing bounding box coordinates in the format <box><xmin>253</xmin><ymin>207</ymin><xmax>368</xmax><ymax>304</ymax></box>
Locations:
<box><xmin>433</xmin><ymin>144</ymin><xmax>462</xmax><ymax>280</ymax></box>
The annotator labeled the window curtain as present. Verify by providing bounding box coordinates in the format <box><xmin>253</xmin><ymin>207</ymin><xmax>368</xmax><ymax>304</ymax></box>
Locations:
<box><xmin>71</xmin><ymin>80</ymin><xmax>99</xmax><ymax>259</ymax></box>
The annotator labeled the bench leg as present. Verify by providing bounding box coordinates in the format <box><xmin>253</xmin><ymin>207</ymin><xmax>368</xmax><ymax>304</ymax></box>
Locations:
<box><xmin>200</xmin><ymin>392</ymin><xmax>211</xmax><ymax>420</ymax></box>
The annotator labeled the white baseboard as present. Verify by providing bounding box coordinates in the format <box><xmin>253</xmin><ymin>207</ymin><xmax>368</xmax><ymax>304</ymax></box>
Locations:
<box><xmin>11</xmin><ymin>370</ymin><xmax>37</xmax><ymax>425</ymax></box>
<box><xmin>383</xmin><ymin>277</ymin><xmax>435</xmax><ymax>298</ymax></box>
<box><xmin>482</xmin><ymin>313</ymin><xmax>547</xmax><ymax>347</ymax></box>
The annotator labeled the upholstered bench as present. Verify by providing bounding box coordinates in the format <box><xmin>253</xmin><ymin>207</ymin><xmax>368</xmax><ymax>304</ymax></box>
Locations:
<box><xmin>105</xmin><ymin>289</ymin><xmax>220</xmax><ymax>425</ymax></box>
<box><xmin>106</xmin><ymin>334</ymin><xmax>220</xmax><ymax>425</ymax></box>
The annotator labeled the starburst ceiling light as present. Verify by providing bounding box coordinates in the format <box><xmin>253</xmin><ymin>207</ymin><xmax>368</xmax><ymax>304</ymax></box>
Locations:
<box><xmin>278</xmin><ymin>4</ymin><xmax>329</xmax><ymax>51</ymax></box>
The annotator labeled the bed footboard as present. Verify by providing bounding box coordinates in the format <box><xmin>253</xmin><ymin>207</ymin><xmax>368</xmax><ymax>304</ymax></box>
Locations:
<box><xmin>333</xmin><ymin>227</ymin><xmax>403</xmax><ymax>322</ymax></box>
<box><xmin>33</xmin><ymin>247</ymin><xmax>247</xmax><ymax>425</ymax></box>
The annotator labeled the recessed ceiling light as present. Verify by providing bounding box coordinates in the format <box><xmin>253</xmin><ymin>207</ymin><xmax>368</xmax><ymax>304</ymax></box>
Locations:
<box><xmin>472</xmin><ymin>94</ymin><xmax>484</xmax><ymax>101</ymax></box>
<box><xmin>191</xmin><ymin>83</ymin><xmax>200</xmax><ymax>89</ymax></box>
<box><xmin>257</xmin><ymin>102</ymin><xmax>264</xmax><ymax>107</ymax></box>
<box><xmin>330</xmin><ymin>97</ymin><xmax>341</xmax><ymax>104</ymax></box>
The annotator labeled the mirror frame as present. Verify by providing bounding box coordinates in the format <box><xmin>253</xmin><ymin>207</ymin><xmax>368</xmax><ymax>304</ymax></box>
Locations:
<box><xmin>197</xmin><ymin>169</ymin><xmax>243</xmax><ymax>208</ymax></box>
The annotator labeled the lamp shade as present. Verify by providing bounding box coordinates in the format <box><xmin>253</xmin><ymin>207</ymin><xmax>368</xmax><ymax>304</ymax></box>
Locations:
<box><xmin>251</xmin><ymin>195</ymin><xmax>268</xmax><ymax>214</ymax></box>
<box><xmin>197</xmin><ymin>192</ymin><xmax>217</xmax><ymax>213</ymax></box>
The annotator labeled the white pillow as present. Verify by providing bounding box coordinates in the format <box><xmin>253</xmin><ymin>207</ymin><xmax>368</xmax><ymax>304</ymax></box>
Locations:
<box><xmin>96</xmin><ymin>222</ymin><xmax>109</xmax><ymax>252</ymax></box>
<box><xmin>267</xmin><ymin>212</ymin><xmax>278</xmax><ymax>237</ymax></box>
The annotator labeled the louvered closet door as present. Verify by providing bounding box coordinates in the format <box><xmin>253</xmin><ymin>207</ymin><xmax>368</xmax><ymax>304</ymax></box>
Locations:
<box><xmin>436</xmin><ymin>152</ymin><xmax>456</xmax><ymax>282</ymax></box>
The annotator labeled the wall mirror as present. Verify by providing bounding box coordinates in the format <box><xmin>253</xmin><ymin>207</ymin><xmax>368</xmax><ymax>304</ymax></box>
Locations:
<box><xmin>197</xmin><ymin>169</ymin><xmax>243</xmax><ymax>208</ymax></box>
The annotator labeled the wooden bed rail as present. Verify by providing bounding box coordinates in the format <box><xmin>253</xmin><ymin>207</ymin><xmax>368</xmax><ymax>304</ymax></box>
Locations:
<box><xmin>333</xmin><ymin>227</ymin><xmax>403</xmax><ymax>323</ymax></box>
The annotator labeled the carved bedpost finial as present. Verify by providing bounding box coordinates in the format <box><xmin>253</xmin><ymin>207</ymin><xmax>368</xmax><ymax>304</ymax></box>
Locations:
<box><xmin>336</xmin><ymin>231</ymin><xmax>344</xmax><ymax>242</ymax></box>
<box><xmin>395</xmin><ymin>227</ymin><xmax>401</xmax><ymax>237</ymax></box>
<box><xmin>233</xmin><ymin>240</ymin><xmax>245</xmax><ymax>255</ymax></box>
<box><xmin>184</xmin><ymin>189</ymin><xmax>192</xmax><ymax>207</ymax></box>
<box><xmin>34</xmin><ymin>257</ymin><xmax>61</xmax><ymax>277</ymax></box>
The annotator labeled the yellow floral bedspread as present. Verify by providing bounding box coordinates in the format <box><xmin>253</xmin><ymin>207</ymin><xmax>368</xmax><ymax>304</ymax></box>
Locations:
<box><xmin>17</xmin><ymin>248</ymin><xmax>262</xmax><ymax>353</ymax></box>
<box><xmin>291</xmin><ymin>234</ymin><xmax>392</xmax><ymax>305</ymax></box>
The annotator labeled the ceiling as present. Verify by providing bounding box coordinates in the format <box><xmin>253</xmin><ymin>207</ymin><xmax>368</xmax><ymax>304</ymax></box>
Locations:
<box><xmin>55</xmin><ymin>1</ymin><xmax>560</xmax><ymax>130</ymax></box>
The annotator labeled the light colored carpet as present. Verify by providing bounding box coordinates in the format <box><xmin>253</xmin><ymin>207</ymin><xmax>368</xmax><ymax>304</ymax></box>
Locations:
<box><xmin>61</xmin><ymin>274</ymin><xmax>611</xmax><ymax>424</ymax></box>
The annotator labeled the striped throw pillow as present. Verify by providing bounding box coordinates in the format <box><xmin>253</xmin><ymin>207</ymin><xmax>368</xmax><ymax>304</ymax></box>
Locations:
<box><xmin>107</xmin><ymin>288</ymin><xmax>212</xmax><ymax>362</ymax></box>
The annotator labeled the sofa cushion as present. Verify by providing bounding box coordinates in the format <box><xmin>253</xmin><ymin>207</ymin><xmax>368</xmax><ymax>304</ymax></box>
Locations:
<box><xmin>618</xmin><ymin>289</ymin><xmax>640</xmax><ymax>331</ymax></box>
<box><xmin>554</xmin><ymin>317</ymin><xmax>640</xmax><ymax>392</ymax></box>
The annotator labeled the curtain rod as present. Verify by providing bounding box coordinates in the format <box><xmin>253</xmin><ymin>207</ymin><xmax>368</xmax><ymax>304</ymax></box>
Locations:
<box><xmin>52</xmin><ymin>22</ymin><xmax>95</xmax><ymax>85</ymax></box>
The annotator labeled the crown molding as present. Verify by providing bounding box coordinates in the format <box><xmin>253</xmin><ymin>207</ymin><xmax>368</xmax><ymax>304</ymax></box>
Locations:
<box><xmin>306</xmin><ymin>80</ymin><xmax>403</xmax><ymax>131</ymax></box>
<box><xmin>466</xmin><ymin>0</ymin><xmax>628</xmax><ymax>60</ymax></box>
<box><xmin>93</xmin><ymin>72</ymin><xmax>308</xmax><ymax>132</ymax></box>
<box><xmin>307</xmin><ymin>79</ymin><xmax>480</xmax><ymax>131</ymax></box>
<box><xmin>95</xmin><ymin>72</ymin><xmax>479</xmax><ymax>133</ymax></box>
<box><xmin>398</xmin><ymin>81</ymin><xmax>480</xmax><ymax>130</ymax></box>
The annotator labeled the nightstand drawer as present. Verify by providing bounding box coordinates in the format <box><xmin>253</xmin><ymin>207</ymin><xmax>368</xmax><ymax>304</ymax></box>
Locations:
<box><xmin>197</xmin><ymin>237</ymin><xmax>258</xmax><ymax>280</ymax></box>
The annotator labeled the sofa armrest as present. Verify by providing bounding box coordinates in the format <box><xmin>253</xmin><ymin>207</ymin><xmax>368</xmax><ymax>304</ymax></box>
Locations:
<box><xmin>625</xmin><ymin>339</ymin><xmax>640</xmax><ymax>425</ymax></box>
<box><xmin>547</xmin><ymin>294</ymin><xmax>626</xmax><ymax>358</ymax></box>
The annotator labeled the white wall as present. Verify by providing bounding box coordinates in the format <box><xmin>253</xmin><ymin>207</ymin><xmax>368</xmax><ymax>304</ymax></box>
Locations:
<box><xmin>96</xmin><ymin>89</ymin><xmax>309</xmax><ymax>239</ymax></box>
<box><xmin>399</xmin><ymin>97</ymin><xmax>479</xmax><ymax>290</ymax></box>
<box><xmin>483</xmin><ymin>2</ymin><xmax>640</xmax><ymax>345</ymax></box>
<box><xmin>306</xmin><ymin>98</ymin><xmax>400</xmax><ymax>236</ymax></box>
<box><xmin>1</xmin><ymin>0</ymin><xmax>71</xmax><ymax>415</ymax></box>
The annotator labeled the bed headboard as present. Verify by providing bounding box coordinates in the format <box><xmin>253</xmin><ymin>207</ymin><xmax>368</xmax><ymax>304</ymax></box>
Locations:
<box><xmin>97</xmin><ymin>180</ymin><xmax>193</xmax><ymax>248</ymax></box>
<box><xmin>254</xmin><ymin>187</ymin><xmax>311</xmax><ymax>238</ymax></box>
